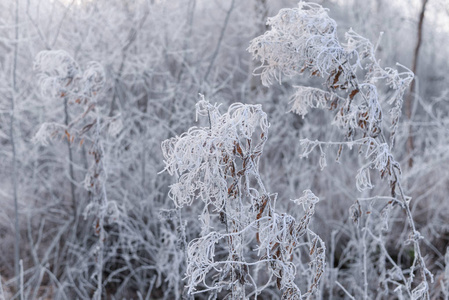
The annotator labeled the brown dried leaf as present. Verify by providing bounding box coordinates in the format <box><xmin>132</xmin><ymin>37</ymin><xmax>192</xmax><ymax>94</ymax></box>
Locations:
<box><xmin>310</xmin><ymin>237</ymin><xmax>318</xmax><ymax>255</ymax></box>
<box><xmin>65</xmin><ymin>130</ymin><xmax>71</xmax><ymax>141</ymax></box>
<box><xmin>333</xmin><ymin>69</ymin><xmax>342</xmax><ymax>85</ymax></box>
<box><xmin>349</xmin><ymin>89</ymin><xmax>359</xmax><ymax>100</ymax></box>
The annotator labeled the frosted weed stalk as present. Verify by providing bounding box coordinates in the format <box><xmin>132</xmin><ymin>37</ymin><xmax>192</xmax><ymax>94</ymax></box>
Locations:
<box><xmin>162</xmin><ymin>97</ymin><xmax>325</xmax><ymax>299</ymax></box>
<box><xmin>33</xmin><ymin>50</ymin><xmax>120</xmax><ymax>299</ymax></box>
<box><xmin>249</xmin><ymin>1</ymin><xmax>432</xmax><ymax>298</ymax></box>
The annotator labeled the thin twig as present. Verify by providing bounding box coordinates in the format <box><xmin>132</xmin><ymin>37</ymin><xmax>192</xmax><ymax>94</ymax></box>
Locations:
<box><xmin>203</xmin><ymin>0</ymin><xmax>235</xmax><ymax>83</ymax></box>
<box><xmin>335</xmin><ymin>281</ymin><xmax>356</xmax><ymax>300</ymax></box>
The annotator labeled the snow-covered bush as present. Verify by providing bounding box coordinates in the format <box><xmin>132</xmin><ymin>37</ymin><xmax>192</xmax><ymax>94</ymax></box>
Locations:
<box><xmin>249</xmin><ymin>2</ymin><xmax>433</xmax><ymax>298</ymax></box>
<box><xmin>162</xmin><ymin>97</ymin><xmax>325</xmax><ymax>298</ymax></box>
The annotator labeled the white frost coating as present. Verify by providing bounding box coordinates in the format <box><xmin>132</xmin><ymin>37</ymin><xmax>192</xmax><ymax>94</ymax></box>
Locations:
<box><xmin>248</xmin><ymin>2</ymin><xmax>342</xmax><ymax>86</ymax></box>
<box><xmin>34</xmin><ymin>50</ymin><xmax>105</xmax><ymax>101</ymax></box>
<box><xmin>292</xmin><ymin>189</ymin><xmax>319</xmax><ymax>209</ymax></box>
<box><xmin>107</xmin><ymin>118</ymin><xmax>123</xmax><ymax>137</ymax></box>
<box><xmin>162</xmin><ymin>99</ymin><xmax>269</xmax><ymax>208</ymax></box>
<box><xmin>34</xmin><ymin>50</ymin><xmax>80</xmax><ymax>79</ymax></box>
<box><xmin>33</xmin><ymin>50</ymin><xmax>107</xmax><ymax>145</ymax></box>
<box><xmin>249</xmin><ymin>2</ymin><xmax>413</xmax><ymax>148</ymax></box>
<box><xmin>32</xmin><ymin>122</ymin><xmax>64</xmax><ymax>145</ymax></box>
<box><xmin>34</xmin><ymin>50</ymin><xmax>80</xmax><ymax>98</ymax></box>
<box><xmin>81</xmin><ymin>61</ymin><xmax>106</xmax><ymax>97</ymax></box>
<box><xmin>289</xmin><ymin>86</ymin><xmax>336</xmax><ymax>117</ymax></box>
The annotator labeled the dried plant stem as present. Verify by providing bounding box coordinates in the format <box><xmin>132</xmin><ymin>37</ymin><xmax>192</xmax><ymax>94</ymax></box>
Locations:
<box><xmin>64</xmin><ymin>97</ymin><xmax>78</xmax><ymax>219</ymax></box>
<box><xmin>12</xmin><ymin>0</ymin><xmax>21</xmax><ymax>296</ymax></box>
<box><xmin>405</xmin><ymin>0</ymin><xmax>428</xmax><ymax>167</ymax></box>
<box><xmin>203</xmin><ymin>0</ymin><xmax>235</xmax><ymax>83</ymax></box>
<box><xmin>336</xmin><ymin>281</ymin><xmax>356</xmax><ymax>300</ymax></box>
